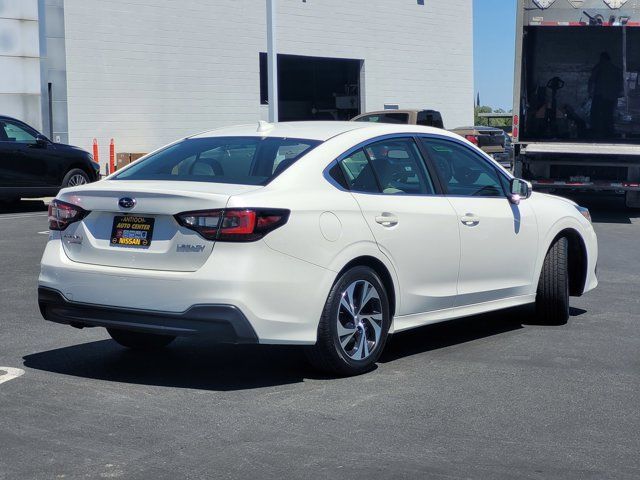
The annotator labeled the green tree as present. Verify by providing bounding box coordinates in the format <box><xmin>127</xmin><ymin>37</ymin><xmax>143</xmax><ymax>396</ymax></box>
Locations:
<box><xmin>474</xmin><ymin>106</ymin><xmax>513</xmax><ymax>128</ymax></box>
<box><xmin>474</xmin><ymin>105</ymin><xmax>492</xmax><ymax>125</ymax></box>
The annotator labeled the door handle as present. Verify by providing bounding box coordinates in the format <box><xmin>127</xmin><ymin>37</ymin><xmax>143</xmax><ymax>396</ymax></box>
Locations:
<box><xmin>375</xmin><ymin>213</ymin><xmax>399</xmax><ymax>227</ymax></box>
<box><xmin>461</xmin><ymin>213</ymin><xmax>480</xmax><ymax>227</ymax></box>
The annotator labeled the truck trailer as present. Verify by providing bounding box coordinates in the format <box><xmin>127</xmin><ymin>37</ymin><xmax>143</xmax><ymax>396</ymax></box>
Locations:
<box><xmin>513</xmin><ymin>0</ymin><xmax>640</xmax><ymax>208</ymax></box>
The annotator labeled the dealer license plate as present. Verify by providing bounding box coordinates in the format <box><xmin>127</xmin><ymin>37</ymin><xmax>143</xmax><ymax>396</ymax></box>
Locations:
<box><xmin>110</xmin><ymin>215</ymin><xmax>155</xmax><ymax>247</ymax></box>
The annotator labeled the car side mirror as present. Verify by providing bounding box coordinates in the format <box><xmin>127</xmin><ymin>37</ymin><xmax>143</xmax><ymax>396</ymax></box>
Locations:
<box><xmin>35</xmin><ymin>134</ymin><xmax>50</xmax><ymax>148</ymax></box>
<box><xmin>509</xmin><ymin>178</ymin><xmax>532</xmax><ymax>205</ymax></box>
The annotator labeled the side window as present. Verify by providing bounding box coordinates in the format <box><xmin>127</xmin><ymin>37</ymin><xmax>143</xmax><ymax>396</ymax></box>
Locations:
<box><xmin>339</xmin><ymin>149</ymin><xmax>379</xmax><ymax>193</ymax></box>
<box><xmin>328</xmin><ymin>162</ymin><xmax>349</xmax><ymax>190</ymax></box>
<box><xmin>1</xmin><ymin>121</ymin><xmax>36</xmax><ymax>143</ymax></box>
<box><xmin>364</xmin><ymin>138</ymin><xmax>435</xmax><ymax>195</ymax></box>
<box><xmin>420</xmin><ymin>138</ymin><xmax>506</xmax><ymax>197</ymax></box>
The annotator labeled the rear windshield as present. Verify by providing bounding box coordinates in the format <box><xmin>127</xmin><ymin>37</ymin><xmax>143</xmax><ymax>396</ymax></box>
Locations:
<box><xmin>417</xmin><ymin>111</ymin><xmax>444</xmax><ymax>128</ymax></box>
<box><xmin>114</xmin><ymin>136</ymin><xmax>321</xmax><ymax>185</ymax></box>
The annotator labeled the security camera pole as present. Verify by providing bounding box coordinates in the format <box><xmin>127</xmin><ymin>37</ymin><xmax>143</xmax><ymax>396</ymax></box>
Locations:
<box><xmin>267</xmin><ymin>0</ymin><xmax>279</xmax><ymax>122</ymax></box>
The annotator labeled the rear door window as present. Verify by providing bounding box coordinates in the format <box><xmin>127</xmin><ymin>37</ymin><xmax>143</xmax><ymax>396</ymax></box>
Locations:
<box><xmin>115</xmin><ymin>137</ymin><xmax>320</xmax><ymax>185</ymax></box>
<box><xmin>364</xmin><ymin>138</ymin><xmax>435</xmax><ymax>195</ymax></box>
<box><xmin>337</xmin><ymin>138</ymin><xmax>436</xmax><ymax>195</ymax></box>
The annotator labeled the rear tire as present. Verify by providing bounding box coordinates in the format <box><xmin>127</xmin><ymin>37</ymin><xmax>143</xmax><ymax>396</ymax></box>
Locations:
<box><xmin>107</xmin><ymin>328</ymin><xmax>175</xmax><ymax>350</ymax></box>
<box><xmin>62</xmin><ymin>168</ymin><xmax>90</xmax><ymax>188</ymax></box>
<box><xmin>305</xmin><ymin>266</ymin><xmax>391</xmax><ymax>376</ymax></box>
<box><xmin>535</xmin><ymin>237</ymin><xmax>570</xmax><ymax>325</ymax></box>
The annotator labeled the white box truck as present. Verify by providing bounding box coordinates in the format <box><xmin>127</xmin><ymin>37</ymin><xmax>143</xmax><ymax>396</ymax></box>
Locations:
<box><xmin>513</xmin><ymin>0</ymin><xmax>640</xmax><ymax>208</ymax></box>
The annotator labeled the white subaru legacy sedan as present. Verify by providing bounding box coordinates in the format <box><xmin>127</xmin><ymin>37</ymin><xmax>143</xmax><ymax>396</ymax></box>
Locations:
<box><xmin>39</xmin><ymin>122</ymin><xmax>597</xmax><ymax>375</ymax></box>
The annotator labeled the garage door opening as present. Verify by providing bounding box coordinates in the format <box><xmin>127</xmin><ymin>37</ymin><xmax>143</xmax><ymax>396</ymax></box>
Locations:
<box><xmin>260</xmin><ymin>53</ymin><xmax>362</xmax><ymax>121</ymax></box>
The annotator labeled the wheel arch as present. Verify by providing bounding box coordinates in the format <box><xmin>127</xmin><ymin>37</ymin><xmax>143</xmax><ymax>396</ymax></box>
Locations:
<box><xmin>335</xmin><ymin>255</ymin><xmax>397</xmax><ymax>318</ymax></box>
<box><xmin>550</xmin><ymin>228</ymin><xmax>588</xmax><ymax>297</ymax></box>
<box><xmin>63</xmin><ymin>163</ymin><xmax>94</xmax><ymax>184</ymax></box>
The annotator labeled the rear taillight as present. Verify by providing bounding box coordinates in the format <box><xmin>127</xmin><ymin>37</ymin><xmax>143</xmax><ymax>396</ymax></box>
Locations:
<box><xmin>175</xmin><ymin>208</ymin><xmax>290</xmax><ymax>242</ymax></box>
<box><xmin>48</xmin><ymin>199</ymin><xmax>90</xmax><ymax>231</ymax></box>
<box><xmin>465</xmin><ymin>135</ymin><xmax>479</xmax><ymax>146</ymax></box>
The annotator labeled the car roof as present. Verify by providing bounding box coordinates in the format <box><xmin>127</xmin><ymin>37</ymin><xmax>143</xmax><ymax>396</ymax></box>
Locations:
<box><xmin>189</xmin><ymin>121</ymin><xmax>453</xmax><ymax>142</ymax></box>
<box><xmin>0</xmin><ymin>115</ymin><xmax>24</xmax><ymax>123</ymax></box>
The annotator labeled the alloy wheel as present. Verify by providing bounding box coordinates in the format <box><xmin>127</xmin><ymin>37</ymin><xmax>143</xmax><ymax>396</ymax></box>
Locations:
<box><xmin>337</xmin><ymin>280</ymin><xmax>383</xmax><ymax>360</ymax></box>
<box><xmin>67</xmin><ymin>174</ymin><xmax>88</xmax><ymax>186</ymax></box>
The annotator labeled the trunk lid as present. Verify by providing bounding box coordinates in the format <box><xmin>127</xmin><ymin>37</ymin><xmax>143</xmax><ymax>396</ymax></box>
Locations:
<box><xmin>477</xmin><ymin>130</ymin><xmax>505</xmax><ymax>148</ymax></box>
<box><xmin>57</xmin><ymin>180</ymin><xmax>261</xmax><ymax>272</ymax></box>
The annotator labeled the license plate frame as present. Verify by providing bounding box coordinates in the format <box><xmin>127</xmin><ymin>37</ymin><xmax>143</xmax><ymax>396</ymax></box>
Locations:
<box><xmin>110</xmin><ymin>215</ymin><xmax>155</xmax><ymax>248</ymax></box>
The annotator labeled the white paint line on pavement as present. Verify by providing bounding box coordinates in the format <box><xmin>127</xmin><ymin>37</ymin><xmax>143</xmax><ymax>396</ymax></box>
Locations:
<box><xmin>0</xmin><ymin>367</ymin><xmax>25</xmax><ymax>385</ymax></box>
<box><xmin>38</xmin><ymin>231</ymin><xmax>50</xmax><ymax>235</ymax></box>
<box><xmin>0</xmin><ymin>213</ymin><xmax>48</xmax><ymax>220</ymax></box>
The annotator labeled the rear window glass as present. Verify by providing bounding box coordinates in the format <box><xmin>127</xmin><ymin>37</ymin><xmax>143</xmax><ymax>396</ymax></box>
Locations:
<box><xmin>417</xmin><ymin>111</ymin><xmax>444</xmax><ymax>129</ymax></box>
<box><xmin>114</xmin><ymin>137</ymin><xmax>321</xmax><ymax>185</ymax></box>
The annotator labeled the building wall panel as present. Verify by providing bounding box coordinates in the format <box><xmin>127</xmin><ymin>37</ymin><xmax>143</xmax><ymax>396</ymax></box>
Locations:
<box><xmin>62</xmin><ymin>0</ymin><xmax>473</xmax><ymax>162</ymax></box>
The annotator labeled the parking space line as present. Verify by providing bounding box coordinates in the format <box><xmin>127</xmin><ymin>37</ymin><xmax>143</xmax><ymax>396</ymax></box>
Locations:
<box><xmin>0</xmin><ymin>367</ymin><xmax>25</xmax><ymax>385</ymax></box>
<box><xmin>0</xmin><ymin>213</ymin><xmax>47</xmax><ymax>220</ymax></box>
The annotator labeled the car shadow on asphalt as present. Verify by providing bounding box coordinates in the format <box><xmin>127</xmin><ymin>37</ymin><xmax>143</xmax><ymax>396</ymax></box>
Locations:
<box><xmin>21</xmin><ymin>304</ymin><xmax>582</xmax><ymax>391</ymax></box>
<box><xmin>380</xmin><ymin>305</ymin><xmax>587</xmax><ymax>363</ymax></box>
<box><xmin>23</xmin><ymin>340</ymin><xmax>312</xmax><ymax>391</ymax></box>
<box><xmin>380</xmin><ymin>307</ymin><xmax>526</xmax><ymax>364</ymax></box>
<box><xmin>0</xmin><ymin>199</ymin><xmax>48</xmax><ymax>214</ymax></box>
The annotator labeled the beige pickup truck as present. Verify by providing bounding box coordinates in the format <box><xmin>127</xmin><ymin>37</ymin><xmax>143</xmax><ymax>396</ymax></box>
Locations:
<box><xmin>352</xmin><ymin>109</ymin><xmax>444</xmax><ymax>129</ymax></box>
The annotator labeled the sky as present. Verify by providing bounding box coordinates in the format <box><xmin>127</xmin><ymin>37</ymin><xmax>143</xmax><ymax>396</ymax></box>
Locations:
<box><xmin>474</xmin><ymin>0</ymin><xmax>517</xmax><ymax>111</ymax></box>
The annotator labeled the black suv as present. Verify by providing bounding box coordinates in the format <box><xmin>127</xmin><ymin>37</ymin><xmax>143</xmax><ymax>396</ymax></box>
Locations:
<box><xmin>0</xmin><ymin>116</ymin><xmax>99</xmax><ymax>200</ymax></box>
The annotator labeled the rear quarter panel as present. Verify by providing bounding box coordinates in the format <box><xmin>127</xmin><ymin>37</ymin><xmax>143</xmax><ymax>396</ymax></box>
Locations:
<box><xmin>224</xmin><ymin>137</ymin><xmax>403</xmax><ymax>313</ymax></box>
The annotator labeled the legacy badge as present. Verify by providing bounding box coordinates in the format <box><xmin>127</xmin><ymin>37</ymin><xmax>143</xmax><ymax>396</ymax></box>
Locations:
<box><xmin>177</xmin><ymin>244</ymin><xmax>205</xmax><ymax>253</ymax></box>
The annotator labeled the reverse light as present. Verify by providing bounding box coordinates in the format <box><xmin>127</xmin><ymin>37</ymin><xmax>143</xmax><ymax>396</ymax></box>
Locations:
<box><xmin>175</xmin><ymin>208</ymin><xmax>290</xmax><ymax>242</ymax></box>
<box><xmin>48</xmin><ymin>199</ymin><xmax>90</xmax><ymax>231</ymax></box>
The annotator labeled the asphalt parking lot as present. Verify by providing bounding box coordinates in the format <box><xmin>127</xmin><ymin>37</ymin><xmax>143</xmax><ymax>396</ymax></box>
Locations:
<box><xmin>0</xmin><ymin>195</ymin><xmax>638</xmax><ymax>479</ymax></box>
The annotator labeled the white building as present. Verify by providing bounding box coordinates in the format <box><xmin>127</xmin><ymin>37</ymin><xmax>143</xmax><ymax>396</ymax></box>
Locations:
<box><xmin>1</xmin><ymin>0</ymin><xmax>474</xmax><ymax>167</ymax></box>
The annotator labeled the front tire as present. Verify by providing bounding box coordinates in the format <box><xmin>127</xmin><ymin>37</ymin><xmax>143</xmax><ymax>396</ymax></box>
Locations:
<box><xmin>107</xmin><ymin>328</ymin><xmax>175</xmax><ymax>350</ymax></box>
<box><xmin>535</xmin><ymin>237</ymin><xmax>570</xmax><ymax>325</ymax></box>
<box><xmin>306</xmin><ymin>266</ymin><xmax>391</xmax><ymax>376</ymax></box>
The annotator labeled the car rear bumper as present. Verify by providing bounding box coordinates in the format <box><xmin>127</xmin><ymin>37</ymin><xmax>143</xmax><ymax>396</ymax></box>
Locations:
<box><xmin>38</xmin><ymin>287</ymin><xmax>259</xmax><ymax>343</ymax></box>
<box><xmin>38</xmin><ymin>237</ymin><xmax>335</xmax><ymax>344</ymax></box>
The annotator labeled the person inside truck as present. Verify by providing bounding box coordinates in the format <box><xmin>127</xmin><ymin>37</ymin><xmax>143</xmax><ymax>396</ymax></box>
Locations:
<box><xmin>589</xmin><ymin>51</ymin><xmax>623</xmax><ymax>138</ymax></box>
